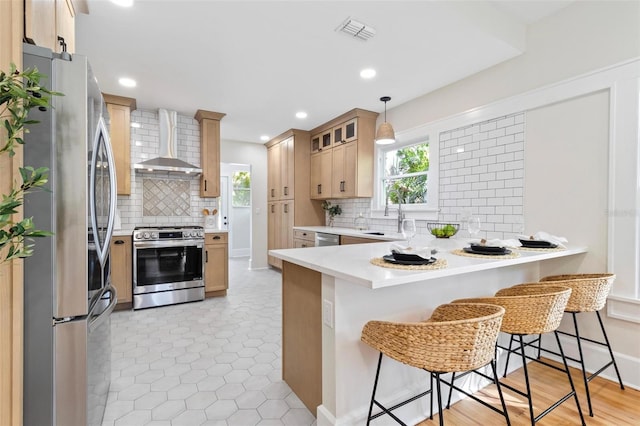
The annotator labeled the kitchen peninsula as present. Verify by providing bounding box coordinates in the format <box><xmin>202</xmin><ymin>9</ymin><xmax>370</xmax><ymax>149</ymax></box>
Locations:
<box><xmin>270</xmin><ymin>239</ymin><xmax>588</xmax><ymax>426</ymax></box>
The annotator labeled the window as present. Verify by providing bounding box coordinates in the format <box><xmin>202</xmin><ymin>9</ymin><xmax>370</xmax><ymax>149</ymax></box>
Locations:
<box><xmin>232</xmin><ymin>171</ymin><xmax>251</xmax><ymax>207</ymax></box>
<box><xmin>381</xmin><ymin>140</ymin><xmax>430</xmax><ymax>206</ymax></box>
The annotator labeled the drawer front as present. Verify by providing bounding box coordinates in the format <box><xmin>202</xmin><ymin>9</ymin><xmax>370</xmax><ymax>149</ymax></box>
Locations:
<box><xmin>206</xmin><ymin>233</ymin><xmax>228</xmax><ymax>244</ymax></box>
<box><xmin>293</xmin><ymin>238</ymin><xmax>313</xmax><ymax>249</ymax></box>
<box><xmin>293</xmin><ymin>229</ymin><xmax>315</xmax><ymax>242</ymax></box>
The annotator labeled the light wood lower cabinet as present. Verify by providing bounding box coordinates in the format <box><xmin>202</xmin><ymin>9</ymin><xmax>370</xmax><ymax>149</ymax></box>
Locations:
<box><xmin>267</xmin><ymin>201</ymin><xmax>294</xmax><ymax>268</ymax></box>
<box><xmin>293</xmin><ymin>229</ymin><xmax>315</xmax><ymax>248</ymax></box>
<box><xmin>339</xmin><ymin>235</ymin><xmax>380</xmax><ymax>245</ymax></box>
<box><xmin>110</xmin><ymin>236</ymin><xmax>132</xmax><ymax>309</ymax></box>
<box><xmin>205</xmin><ymin>232</ymin><xmax>228</xmax><ymax>296</ymax></box>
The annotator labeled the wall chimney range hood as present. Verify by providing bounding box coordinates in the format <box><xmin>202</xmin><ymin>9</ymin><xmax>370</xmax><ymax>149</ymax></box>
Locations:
<box><xmin>134</xmin><ymin>109</ymin><xmax>202</xmax><ymax>176</ymax></box>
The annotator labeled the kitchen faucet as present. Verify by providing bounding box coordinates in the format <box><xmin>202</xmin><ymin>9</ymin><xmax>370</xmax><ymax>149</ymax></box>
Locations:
<box><xmin>385</xmin><ymin>188</ymin><xmax>405</xmax><ymax>233</ymax></box>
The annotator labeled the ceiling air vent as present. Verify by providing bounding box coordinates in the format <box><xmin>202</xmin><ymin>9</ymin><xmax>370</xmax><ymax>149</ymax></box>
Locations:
<box><xmin>336</xmin><ymin>17</ymin><xmax>376</xmax><ymax>41</ymax></box>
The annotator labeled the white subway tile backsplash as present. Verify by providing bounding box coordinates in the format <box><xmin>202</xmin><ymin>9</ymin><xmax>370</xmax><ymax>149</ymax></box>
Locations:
<box><xmin>439</xmin><ymin>112</ymin><xmax>525</xmax><ymax>238</ymax></box>
<box><xmin>117</xmin><ymin>109</ymin><xmax>214</xmax><ymax>229</ymax></box>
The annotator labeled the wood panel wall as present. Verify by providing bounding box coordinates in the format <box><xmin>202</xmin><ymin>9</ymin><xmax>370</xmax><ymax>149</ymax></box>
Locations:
<box><xmin>0</xmin><ymin>1</ymin><xmax>24</xmax><ymax>424</ymax></box>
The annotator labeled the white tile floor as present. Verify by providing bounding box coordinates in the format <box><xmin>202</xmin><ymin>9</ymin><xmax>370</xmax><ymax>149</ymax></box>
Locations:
<box><xmin>102</xmin><ymin>258</ymin><xmax>316</xmax><ymax>426</ymax></box>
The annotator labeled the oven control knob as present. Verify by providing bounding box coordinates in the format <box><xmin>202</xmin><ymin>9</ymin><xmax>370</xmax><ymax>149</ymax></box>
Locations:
<box><xmin>197</xmin><ymin>231</ymin><xmax>204</xmax><ymax>237</ymax></box>
<box><xmin>184</xmin><ymin>231</ymin><xmax>191</xmax><ymax>238</ymax></box>
<box><xmin>151</xmin><ymin>232</ymin><xmax>159</xmax><ymax>239</ymax></box>
<box><xmin>143</xmin><ymin>232</ymin><xmax>150</xmax><ymax>239</ymax></box>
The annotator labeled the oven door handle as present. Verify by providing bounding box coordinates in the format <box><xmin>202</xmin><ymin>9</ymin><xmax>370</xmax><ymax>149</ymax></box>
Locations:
<box><xmin>134</xmin><ymin>240</ymin><xmax>204</xmax><ymax>249</ymax></box>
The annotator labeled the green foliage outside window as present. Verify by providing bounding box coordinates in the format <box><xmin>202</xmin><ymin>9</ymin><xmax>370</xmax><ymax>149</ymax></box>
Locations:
<box><xmin>384</xmin><ymin>142</ymin><xmax>429</xmax><ymax>204</ymax></box>
<box><xmin>232</xmin><ymin>171</ymin><xmax>251</xmax><ymax>207</ymax></box>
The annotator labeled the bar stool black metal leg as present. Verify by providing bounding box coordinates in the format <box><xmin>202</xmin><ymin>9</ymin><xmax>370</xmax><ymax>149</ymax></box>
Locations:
<box><xmin>536</xmin><ymin>333</ymin><xmax>542</xmax><ymax>360</ymax></box>
<box><xmin>435</xmin><ymin>372</ymin><xmax>444</xmax><ymax>426</ymax></box>
<box><xmin>367</xmin><ymin>353</ymin><xmax>383</xmax><ymax>425</ymax></box>
<box><xmin>596</xmin><ymin>310</ymin><xmax>625</xmax><ymax>389</ymax></box>
<box><xmin>555</xmin><ymin>331</ymin><xmax>586</xmax><ymax>426</ymax></box>
<box><xmin>518</xmin><ymin>335</ymin><xmax>536</xmax><ymax>426</ymax></box>
<box><xmin>491</xmin><ymin>360</ymin><xmax>511</xmax><ymax>426</ymax></box>
<box><xmin>571</xmin><ymin>312</ymin><xmax>593</xmax><ymax>417</ymax></box>
<box><xmin>445</xmin><ymin>372</ymin><xmax>456</xmax><ymax>409</ymax></box>
<box><xmin>430</xmin><ymin>372</ymin><xmax>434</xmax><ymax>420</ymax></box>
<box><xmin>503</xmin><ymin>334</ymin><xmax>516</xmax><ymax>377</ymax></box>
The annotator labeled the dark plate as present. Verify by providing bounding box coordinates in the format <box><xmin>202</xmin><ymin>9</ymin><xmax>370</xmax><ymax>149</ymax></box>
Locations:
<box><xmin>383</xmin><ymin>254</ymin><xmax>437</xmax><ymax>265</ymax></box>
<box><xmin>463</xmin><ymin>247</ymin><xmax>511</xmax><ymax>256</ymax></box>
<box><xmin>470</xmin><ymin>243</ymin><xmax>506</xmax><ymax>253</ymax></box>
<box><xmin>391</xmin><ymin>251</ymin><xmax>429</xmax><ymax>262</ymax></box>
<box><xmin>518</xmin><ymin>239</ymin><xmax>558</xmax><ymax>248</ymax></box>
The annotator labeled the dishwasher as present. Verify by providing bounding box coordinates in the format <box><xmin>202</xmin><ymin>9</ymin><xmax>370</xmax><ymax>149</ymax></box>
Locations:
<box><xmin>315</xmin><ymin>232</ymin><xmax>340</xmax><ymax>246</ymax></box>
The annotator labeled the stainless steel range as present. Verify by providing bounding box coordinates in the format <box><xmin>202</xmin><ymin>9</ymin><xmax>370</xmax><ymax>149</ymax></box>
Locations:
<box><xmin>133</xmin><ymin>226</ymin><xmax>205</xmax><ymax>309</ymax></box>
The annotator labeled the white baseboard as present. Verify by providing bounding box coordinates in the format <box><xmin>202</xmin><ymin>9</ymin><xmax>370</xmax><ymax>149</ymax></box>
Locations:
<box><xmin>541</xmin><ymin>333</ymin><xmax>639</xmax><ymax>390</ymax></box>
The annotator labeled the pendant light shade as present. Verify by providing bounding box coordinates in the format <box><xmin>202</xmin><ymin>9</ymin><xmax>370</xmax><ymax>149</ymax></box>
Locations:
<box><xmin>375</xmin><ymin>96</ymin><xmax>395</xmax><ymax>145</ymax></box>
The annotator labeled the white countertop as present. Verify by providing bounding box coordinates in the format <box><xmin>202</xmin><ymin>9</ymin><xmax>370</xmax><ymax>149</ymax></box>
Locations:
<box><xmin>293</xmin><ymin>226</ymin><xmax>403</xmax><ymax>242</ymax></box>
<box><xmin>270</xmin><ymin>236</ymin><xmax>588</xmax><ymax>289</ymax></box>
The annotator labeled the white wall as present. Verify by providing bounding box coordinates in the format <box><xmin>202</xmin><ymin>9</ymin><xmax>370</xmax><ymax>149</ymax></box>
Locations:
<box><xmin>220</xmin><ymin>139</ymin><xmax>268</xmax><ymax>269</ymax></box>
<box><xmin>381</xmin><ymin>0</ymin><xmax>640</xmax><ymax>386</ymax></box>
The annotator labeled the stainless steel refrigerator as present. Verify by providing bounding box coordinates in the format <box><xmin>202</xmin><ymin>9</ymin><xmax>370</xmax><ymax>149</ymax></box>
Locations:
<box><xmin>22</xmin><ymin>43</ymin><xmax>118</xmax><ymax>426</ymax></box>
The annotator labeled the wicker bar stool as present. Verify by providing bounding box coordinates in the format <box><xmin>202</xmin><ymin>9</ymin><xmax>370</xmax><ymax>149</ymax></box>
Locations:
<box><xmin>360</xmin><ymin>303</ymin><xmax>509</xmax><ymax>426</ymax></box>
<box><xmin>452</xmin><ymin>286</ymin><xmax>586</xmax><ymax>426</ymax></box>
<box><xmin>505</xmin><ymin>273</ymin><xmax>624</xmax><ymax>417</ymax></box>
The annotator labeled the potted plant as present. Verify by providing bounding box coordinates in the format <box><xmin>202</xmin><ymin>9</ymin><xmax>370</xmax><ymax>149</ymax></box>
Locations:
<box><xmin>0</xmin><ymin>64</ymin><xmax>57</xmax><ymax>262</ymax></box>
<box><xmin>321</xmin><ymin>201</ymin><xmax>342</xmax><ymax>227</ymax></box>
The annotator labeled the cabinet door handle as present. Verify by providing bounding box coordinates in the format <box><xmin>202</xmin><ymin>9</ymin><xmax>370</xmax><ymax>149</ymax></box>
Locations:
<box><xmin>213</xmin><ymin>235</ymin><xmax>221</xmax><ymax>240</ymax></box>
<box><xmin>114</xmin><ymin>240</ymin><xmax>125</xmax><ymax>245</ymax></box>
<box><xmin>204</xmin><ymin>180</ymin><xmax>208</xmax><ymax>191</ymax></box>
<box><xmin>302</xmin><ymin>244</ymin><xmax>307</xmax><ymax>248</ymax></box>
<box><xmin>340</xmin><ymin>181</ymin><xmax>345</xmax><ymax>192</ymax></box>
<box><xmin>271</xmin><ymin>188</ymin><xmax>275</xmax><ymax>197</ymax></box>
<box><xmin>283</xmin><ymin>186</ymin><xmax>288</xmax><ymax>196</ymax></box>
<box><xmin>302</xmin><ymin>232</ymin><xmax>307</xmax><ymax>236</ymax></box>
<box><xmin>206</xmin><ymin>250</ymin><xmax>209</xmax><ymax>263</ymax></box>
<box><xmin>284</xmin><ymin>204</ymin><xmax>289</xmax><ymax>213</ymax></box>
<box><xmin>271</xmin><ymin>204</ymin><xmax>275</xmax><ymax>213</ymax></box>
<box><xmin>318</xmin><ymin>184</ymin><xmax>322</xmax><ymax>194</ymax></box>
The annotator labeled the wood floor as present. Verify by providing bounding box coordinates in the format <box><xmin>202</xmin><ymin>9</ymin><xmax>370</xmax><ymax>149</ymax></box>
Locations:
<box><xmin>415</xmin><ymin>359</ymin><xmax>638</xmax><ymax>425</ymax></box>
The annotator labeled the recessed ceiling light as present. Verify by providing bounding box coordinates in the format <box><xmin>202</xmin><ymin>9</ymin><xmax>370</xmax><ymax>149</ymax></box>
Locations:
<box><xmin>360</xmin><ymin>68</ymin><xmax>376</xmax><ymax>79</ymax></box>
<box><xmin>118</xmin><ymin>77</ymin><xmax>136</xmax><ymax>88</ymax></box>
<box><xmin>110</xmin><ymin>0</ymin><xmax>134</xmax><ymax>7</ymax></box>
<box><xmin>295</xmin><ymin>111</ymin><xmax>308</xmax><ymax>119</ymax></box>
<box><xmin>260</xmin><ymin>135</ymin><xmax>270</xmax><ymax>142</ymax></box>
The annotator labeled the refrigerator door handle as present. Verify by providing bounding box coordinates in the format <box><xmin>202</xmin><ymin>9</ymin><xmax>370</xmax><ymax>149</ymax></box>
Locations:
<box><xmin>90</xmin><ymin>116</ymin><xmax>117</xmax><ymax>267</ymax></box>
<box><xmin>88</xmin><ymin>284</ymin><xmax>117</xmax><ymax>333</ymax></box>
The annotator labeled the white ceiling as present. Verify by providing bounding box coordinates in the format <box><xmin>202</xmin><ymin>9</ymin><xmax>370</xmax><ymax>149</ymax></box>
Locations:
<box><xmin>76</xmin><ymin>0</ymin><xmax>573</xmax><ymax>143</ymax></box>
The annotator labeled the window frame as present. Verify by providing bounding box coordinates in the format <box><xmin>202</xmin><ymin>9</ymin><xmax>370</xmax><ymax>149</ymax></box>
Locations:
<box><xmin>231</xmin><ymin>170</ymin><xmax>251</xmax><ymax>208</ymax></box>
<box><xmin>372</xmin><ymin>124</ymin><xmax>440</xmax><ymax>220</ymax></box>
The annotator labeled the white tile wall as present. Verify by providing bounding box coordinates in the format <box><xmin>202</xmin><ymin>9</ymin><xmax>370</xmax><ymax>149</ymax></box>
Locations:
<box><xmin>439</xmin><ymin>112</ymin><xmax>525</xmax><ymax>239</ymax></box>
<box><xmin>116</xmin><ymin>110</ymin><xmax>218</xmax><ymax>229</ymax></box>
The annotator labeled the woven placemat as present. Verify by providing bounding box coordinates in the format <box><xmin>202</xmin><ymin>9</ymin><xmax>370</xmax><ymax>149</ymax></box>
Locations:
<box><xmin>451</xmin><ymin>249</ymin><xmax>520</xmax><ymax>259</ymax></box>
<box><xmin>370</xmin><ymin>257</ymin><xmax>448</xmax><ymax>270</ymax></box>
<box><xmin>513</xmin><ymin>246</ymin><xmax>567</xmax><ymax>252</ymax></box>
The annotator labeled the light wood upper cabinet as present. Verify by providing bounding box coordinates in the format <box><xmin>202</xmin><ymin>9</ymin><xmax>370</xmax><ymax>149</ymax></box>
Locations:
<box><xmin>104</xmin><ymin>94</ymin><xmax>136</xmax><ymax>196</ymax></box>
<box><xmin>280</xmin><ymin>136</ymin><xmax>295</xmax><ymax>200</ymax></box>
<box><xmin>25</xmin><ymin>0</ymin><xmax>83</xmax><ymax>53</ymax></box>
<box><xmin>267</xmin><ymin>144</ymin><xmax>281</xmax><ymax>200</ymax></box>
<box><xmin>332</xmin><ymin>118</ymin><xmax>357</xmax><ymax>147</ymax></box>
<box><xmin>205</xmin><ymin>233</ymin><xmax>228</xmax><ymax>295</ymax></box>
<box><xmin>331</xmin><ymin>141</ymin><xmax>359</xmax><ymax>198</ymax></box>
<box><xmin>310</xmin><ymin>149</ymin><xmax>332</xmax><ymax>200</ymax></box>
<box><xmin>195</xmin><ymin>110</ymin><xmax>226</xmax><ymax>198</ymax></box>
<box><xmin>308</xmin><ymin>109</ymin><xmax>378</xmax><ymax>199</ymax></box>
<box><xmin>110</xmin><ymin>236</ymin><xmax>132</xmax><ymax>307</ymax></box>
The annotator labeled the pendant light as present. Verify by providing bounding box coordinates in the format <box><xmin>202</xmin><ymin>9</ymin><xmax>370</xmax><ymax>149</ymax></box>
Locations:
<box><xmin>375</xmin><ymin>96</ymin><xmax>396</xmax><ymax>145</ymax></box>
